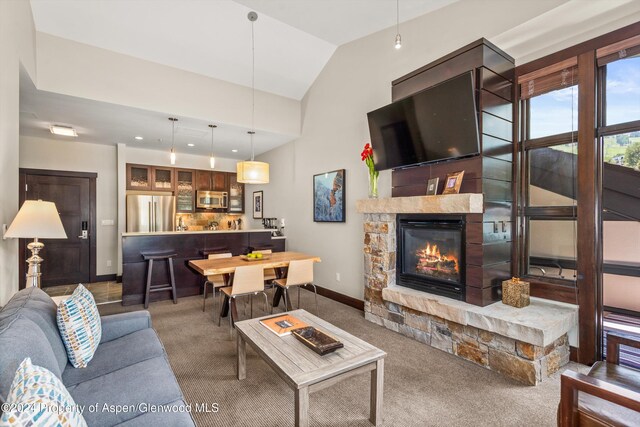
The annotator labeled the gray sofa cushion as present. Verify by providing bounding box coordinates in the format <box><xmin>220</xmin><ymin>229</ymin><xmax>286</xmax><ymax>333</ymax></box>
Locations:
<box><xmin>0</xmin><ymin>287</ymin><xmax>68</xmax><ymax>373</ymax></box>
<box><xmin>62</xmin><ymin>328</ymin><xmax>164</xmax><ymax>387</ymax></box>
<box><xmin>100</xmin><ymin>311</ymin><xmax>153</xmax><ymax>344</ymax></box>
<box><xmin>68</xmin><ymin>356</ymin><xmax>185</xmax><ymax>427</ymax></box>
<box><xmin>114</xmin><ymin>400</ymin><xmax>195</xmax><ymax>426</ymax></box>
<box><xmin>0</xmin><ymin>315</ymin><xmax>62</xmax><ymax>402</ymax></box>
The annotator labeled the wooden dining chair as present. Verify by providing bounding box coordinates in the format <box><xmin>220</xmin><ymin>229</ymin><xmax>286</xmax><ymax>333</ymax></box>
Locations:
<box><xmin>218</xmin><ymin>265</ymin><xmax>268</xmax><ymax>336</ymax></box>
<box><xmin>253</xmin><ymin>249</ymin><xmax>277</xmax><ymax>285</ymax></box>
<box><xmin>202</xmin><ymin>252</ymin><xmax>232</xmax><ymax>317</ymax></box>
<box><xmin>272</xmin><ymin>259</ymin><xmax>318</xmax><ymax>315</ymax></box>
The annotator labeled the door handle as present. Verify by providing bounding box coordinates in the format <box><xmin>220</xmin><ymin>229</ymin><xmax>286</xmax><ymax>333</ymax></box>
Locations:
<box><xmin>78</xmin><ymin>221</ymin><xmax>88</xmax><ymax>239</ymax></box>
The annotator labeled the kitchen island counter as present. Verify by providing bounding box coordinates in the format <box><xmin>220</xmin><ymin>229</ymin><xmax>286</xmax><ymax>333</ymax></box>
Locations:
<box><xmin>122</xmin><ymin>229</ymin><xmax>276</xmax><ymax>237</ymax></box>
<box><xmin>121</xmin><ymin>230</ymin><xmax>285</xmax><ymax>305</ymax></box>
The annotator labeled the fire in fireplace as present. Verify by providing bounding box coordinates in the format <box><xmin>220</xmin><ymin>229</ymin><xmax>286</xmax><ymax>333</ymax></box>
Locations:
<box><xmin>397</xmin><ymin>215</ymin><xmax>465</xmax><ymax>300</ymax></box>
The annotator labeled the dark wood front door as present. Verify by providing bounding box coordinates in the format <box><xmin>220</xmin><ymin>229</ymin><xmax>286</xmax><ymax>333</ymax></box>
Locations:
<box><xmin>19</xmin><ymin>170</ymin><xmax>96</xmax><ymax>288</ymax></box>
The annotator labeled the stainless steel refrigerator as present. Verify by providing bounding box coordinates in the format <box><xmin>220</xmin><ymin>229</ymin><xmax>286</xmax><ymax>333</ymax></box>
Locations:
<box><xmin>126</xmin><ymin>195</ymin><xmax>176</xmax><ymax>232</ymax></box>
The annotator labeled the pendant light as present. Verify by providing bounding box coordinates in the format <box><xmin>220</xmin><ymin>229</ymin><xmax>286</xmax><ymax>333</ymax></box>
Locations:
<box><xmin>208</xmin><ymin>124</ymin><xmax>217</xmax><ymax>169</ymax></box>
<box><xmin>236</xmin><ymin>11</ymin><xmax>270</xmax><ymax>184</ymax></box>
<box><xmin>394</xmin><ymin>0</ymin><xmax>402</xmax><ymax>49</ymax></box>
<box><xmin>168</xmin><ymin>117</ymin><xmax>178</xmax><ymax>165</ymax></box>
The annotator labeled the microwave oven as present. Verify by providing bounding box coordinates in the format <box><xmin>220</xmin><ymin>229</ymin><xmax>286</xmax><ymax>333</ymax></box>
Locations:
<box><xmin>196</xmin><ymin>191</ymin><xmax>228</xmax><ymax>209</ymax></box>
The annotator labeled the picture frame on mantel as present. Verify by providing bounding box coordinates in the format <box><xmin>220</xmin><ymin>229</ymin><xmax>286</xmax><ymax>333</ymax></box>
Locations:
<box><xmin>253</xmin><ymin>191</ymin><xmax>263</xmax><ymax>219</ymax></box>
<box><xmin>313</xmin><ymin>169</ymin><xmax>345</xmax><ymax>223</ymax></box>
<box><xmin>442</xmin><ymin>171</ymin><xmax>465</xmax><ymax>195</ymax></box>
<box><xmin>426</xmin><ymin>177</ymin><xmax>439</xmax><ymax>195</ymax></box>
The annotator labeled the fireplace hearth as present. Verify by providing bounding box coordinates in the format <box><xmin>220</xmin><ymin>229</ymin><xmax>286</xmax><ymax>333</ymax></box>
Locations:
<box><xmin>397</xmin><ymin>215</ymin><xmax>465</xmax><ymax>300</ymax></box>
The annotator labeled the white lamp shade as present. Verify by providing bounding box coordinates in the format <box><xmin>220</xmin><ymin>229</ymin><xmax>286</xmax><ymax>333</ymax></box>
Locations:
<box><xmin>5</xmin><ymin>200</ymin><xmax>68</xmax><ymax>239</ymax></box>
<box><xmin>236</xmin><ymin>161</ymin><xmax>269</xmax><ymax>184</ymax></box>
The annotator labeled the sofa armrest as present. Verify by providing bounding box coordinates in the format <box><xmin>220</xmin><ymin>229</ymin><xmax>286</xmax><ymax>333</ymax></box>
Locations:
<box><xmin>559</xmin><ymin>370</ymin><xmax>640</xmax><ymax>426</ymax></box>
<box><xmin>607</xmin><ymin>332</ymin><xmax>640</xmax><ymax>365</ymax></box>
<box><xmin>100</xmin><ymin>311</ymin><xmax>152</xmax><ymax>343</ymax></box>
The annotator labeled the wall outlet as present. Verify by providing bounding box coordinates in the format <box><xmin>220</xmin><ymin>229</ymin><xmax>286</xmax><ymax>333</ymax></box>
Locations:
<box><xmin>336</xmin><ymin>273</ymin><xmax>341</xmax><ymax>282</ymax></box>
<box><xmin>106</xmin><ymin>260</ymin><xmax>112</xmax><ymax>267</ymax></box>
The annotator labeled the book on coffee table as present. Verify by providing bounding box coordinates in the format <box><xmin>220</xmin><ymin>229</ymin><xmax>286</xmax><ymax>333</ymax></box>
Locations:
<box><xmin>260</xmin><ymin>314</ymin><xmax>308</xmax><ymax>337</ymax></box>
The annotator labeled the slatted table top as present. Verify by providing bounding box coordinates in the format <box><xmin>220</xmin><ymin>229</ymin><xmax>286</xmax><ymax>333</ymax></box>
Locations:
<box><xmin>189</xmin><ymin>251</ymin><xmax>321</xmax><ymax>276</ymax></box>
<box><xmin>234</xmin><ymin>309</ymin><xmax>386</xmax><ymax>390</ymax></box>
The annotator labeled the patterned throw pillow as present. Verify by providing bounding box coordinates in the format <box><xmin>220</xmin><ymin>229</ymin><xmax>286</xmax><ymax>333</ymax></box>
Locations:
<box><xmin>56</xmin><ymin>284</ymin><xmax>102</xmax><ymax>368</ymax></box>
<box><xmin>0</xmin><ymin>358</ymin><xmax>87</xmax><ymax>426</ymax></box>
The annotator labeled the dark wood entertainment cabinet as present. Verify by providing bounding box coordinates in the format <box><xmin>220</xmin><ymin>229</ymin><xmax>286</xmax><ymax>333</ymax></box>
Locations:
<box><xmin>391</xmin><ymin>39</ymin><xmax>514</xmax><ymax>306</ymax></box>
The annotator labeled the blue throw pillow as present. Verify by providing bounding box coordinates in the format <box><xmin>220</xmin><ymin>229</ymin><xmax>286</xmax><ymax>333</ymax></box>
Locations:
<box><xmin>56</xmin><ymin>284</ymin><xmax>102</xmax><ymax>368</ymax></box>
<box><xmin>0</xmin><ymin>358</ymin><xmax>87</xmax><ymax>426</ymax></box>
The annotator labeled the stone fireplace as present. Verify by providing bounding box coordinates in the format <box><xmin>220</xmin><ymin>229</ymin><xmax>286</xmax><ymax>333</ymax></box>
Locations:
<box><xmin>356</xmin><ymin>195</ymin><xmax>578</xmax><ymax>385</ymax></box>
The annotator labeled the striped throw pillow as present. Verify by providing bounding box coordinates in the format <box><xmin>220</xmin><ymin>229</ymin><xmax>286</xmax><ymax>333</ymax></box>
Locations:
<box><xmin>56</xmin><ymin>284</ymin><xmax>102</xmax><ymax>368</ymax></box>
<box><xmin>0</xmin><ymin>358</ymin><xmax>87</xmax><ymax>426</ymax></box>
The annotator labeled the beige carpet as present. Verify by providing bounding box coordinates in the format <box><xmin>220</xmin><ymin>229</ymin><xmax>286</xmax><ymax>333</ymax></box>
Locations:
<box><xmin>100</xmin><ymin>290</ymin><xmax>584</xmax><ymax>427</ymax></box>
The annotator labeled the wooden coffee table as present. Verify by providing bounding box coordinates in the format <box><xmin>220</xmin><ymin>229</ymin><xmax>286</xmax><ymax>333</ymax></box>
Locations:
<box><xmin>234</xmin><ymin>309</ymin><xmax>386</xmax><ymax>427</ymax></box>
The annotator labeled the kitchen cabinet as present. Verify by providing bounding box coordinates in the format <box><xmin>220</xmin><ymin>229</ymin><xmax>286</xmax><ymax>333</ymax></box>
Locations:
<box><xmin>127</xmin><ymin>164</ymin><xmax>175</xmax><ymax>191</ymax></box>
<box><xmin>152</xmin><ymin>167</ymin><xmax>174</xmax><ymax>191</ymax></box>
<box><xmin>175</xmin><ymin>169</ymin><xmax>195</xmax><ymax>213</ymax></box>
<box><xmin>195</xmin><ymin>170</ymin><xmax>227</xmax><ymax>191</ymax></box>
<box><xmin>228</xmin><ymin>173</ymin><xmax>244</xmax><ymax>213</ymax></box>
<box><xmin>126</xmin><ymin>164</ymin><xmax>152</xmax><ymax>191</ymax></box>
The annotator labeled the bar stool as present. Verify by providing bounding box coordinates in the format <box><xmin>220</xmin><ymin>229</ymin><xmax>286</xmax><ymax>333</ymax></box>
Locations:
<box><xmin>142</xmin><ymin>251</ymin><xmax>178</xmax><ymax>309</ymax></box>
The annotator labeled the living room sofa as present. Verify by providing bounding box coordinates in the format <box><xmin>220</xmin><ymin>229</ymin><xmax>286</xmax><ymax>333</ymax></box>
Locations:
<box><xmin>0</xmin><ymin>287</ymin><xmax>195</xmax><ymax>426</ymax></box>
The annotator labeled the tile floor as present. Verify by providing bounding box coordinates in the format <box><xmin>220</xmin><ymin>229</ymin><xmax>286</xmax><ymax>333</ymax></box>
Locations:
<box><xmin>43</xmin><ymin>281</ymin><xmax>122</xmax><ymax>305</ymax></box>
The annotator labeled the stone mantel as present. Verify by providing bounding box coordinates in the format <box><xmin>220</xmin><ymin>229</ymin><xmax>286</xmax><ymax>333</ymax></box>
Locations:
<box><xmin>382</xmin><ymin>286</ymin><xmax>578</xmax><ymax>347</ymax></box>
<box><xmin>356</xmin><ymin>194</ymin><xmax>484</xmax><ymax>214</ymax></box>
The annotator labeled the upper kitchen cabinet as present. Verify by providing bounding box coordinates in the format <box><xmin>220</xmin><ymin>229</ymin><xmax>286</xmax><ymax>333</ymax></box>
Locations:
<box><xmin>152</xmin><ymin>167</ymin><xmax>174</xmax><ymax>191</ymax></box>
<box><xmin>175</xmin><ymin>169</ymin><xmax>195</xmax><ymax>213</ymax></box>
<box><xmin>126</xmin><ymin>164</ymin><xmax>175</xmax><ymax>191</ymax></box>
<box><xmin>195</xmin><ymin>170</ymin><xmax>227</xmax><ymax>191</ymax></box>
<box><xmin>126</xmin><ymin>164</ymin><xmax>152</xmax><ymax>190</ymax></box>
<box><xmin>228</xmin><ymin>173</ymin><xmax>244</xmax><ymax>213</ymax></box>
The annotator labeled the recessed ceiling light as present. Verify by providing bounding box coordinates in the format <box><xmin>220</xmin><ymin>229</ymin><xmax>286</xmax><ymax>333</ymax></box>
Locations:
<box><xmin>134</xmin><ymin>136</ymin><xmax>143</xmax><ymax>140</ymax></box>
<box><xmin>49</xmin><ymin>125</ymin><xmax>77</xmax><ymax>137</ymax></box>
<box><xmin>232</xmin><ymin>149</ymin><xmax>238</xmax><ymax>153</ymax></box>
<box><xmin>187</xmin><ymin>143</ymin><xmax>195</xmax><ymax>147</ymax></box>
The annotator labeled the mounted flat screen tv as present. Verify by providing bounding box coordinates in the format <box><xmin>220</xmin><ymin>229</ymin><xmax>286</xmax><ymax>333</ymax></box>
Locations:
<box><xmin>367</xmin><ymin>71</ymin><xmax>480</xmax><ymax>171</ymax></box>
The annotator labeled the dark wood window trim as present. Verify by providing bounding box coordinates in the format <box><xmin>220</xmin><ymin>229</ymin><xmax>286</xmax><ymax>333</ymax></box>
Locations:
<box><xmin>514</xmin><ymin>22</ymin><xmax>640</xmax><ymax>365</ymax></box>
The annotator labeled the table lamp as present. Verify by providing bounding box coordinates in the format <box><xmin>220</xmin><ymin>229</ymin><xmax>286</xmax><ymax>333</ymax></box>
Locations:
<box><xmin>5</xmin><ymin>200</ymin><xmax>67</xmax><ymax>288</ymax></box>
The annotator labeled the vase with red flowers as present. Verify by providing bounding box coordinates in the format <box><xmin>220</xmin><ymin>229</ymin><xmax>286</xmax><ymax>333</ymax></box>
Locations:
<box><xmin>361</xmin><ymin>143</ymin><xmax>379</xmax><ymax>198</ymax></box>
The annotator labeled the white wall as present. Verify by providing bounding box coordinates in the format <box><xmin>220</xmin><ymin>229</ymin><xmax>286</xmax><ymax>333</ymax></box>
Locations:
<box><xmin>0</xmin><ymin>0</ymin><xmax>37</xmax><ymax>305</ymax></box>
<box><xmin>247</xmin><ymin>0</ymin><xmax>640</xmax><ymax>301</ymax></box>
<box><xmin>19</xmin><ymin>135</ymin><xmax>118</xmax><ymax>276</ymax></box>
<box><xmin>35</xmin><ymin>33</ymin><xmax>301</xmax><ymax>139</ymax></box>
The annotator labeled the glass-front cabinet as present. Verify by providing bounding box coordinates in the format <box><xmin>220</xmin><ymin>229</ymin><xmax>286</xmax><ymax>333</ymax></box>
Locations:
<box><xmin>175</xmin><ymin>169</ymin><xmax>195</xmax><ymax>213</ymax></box>
<box><xmin>152</xmin><ymin>167</ymin><xmax>174</xmax><ymax>191</ymax></box>
<box><xmin>126</xmin><ymin>164</ymin><xmax>152</xmax><ymax>190</ymax></box>
<box><xmin>228</xmin><ymin>173</ymin><xmax>244</xmax><ymax>213</ymax></box>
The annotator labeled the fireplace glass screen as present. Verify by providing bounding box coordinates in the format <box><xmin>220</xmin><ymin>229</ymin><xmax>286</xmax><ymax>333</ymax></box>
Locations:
<box><xmin>402</xmin><ymin>226</ymin><xmax>462</xmax><ymax>284</ymax></box>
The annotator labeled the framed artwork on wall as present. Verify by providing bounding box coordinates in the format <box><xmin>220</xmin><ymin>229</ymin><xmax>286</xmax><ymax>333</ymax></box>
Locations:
<box><xmin>313</xmin><ymin>169</ymin><xmax>345</xmax><ymax>223</ymax></box>
<box><xmin>253</xmin><ymin>191</ymin><xmax>263</xmax><ymax>219</ymax></box>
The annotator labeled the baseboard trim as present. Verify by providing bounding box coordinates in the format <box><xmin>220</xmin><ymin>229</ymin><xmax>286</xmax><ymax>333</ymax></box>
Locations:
<box><xmin>116</xmin><ymin>275</ymin><xmax>123</xmax><ymax>283</ymax></box>
<box><xmin>570</xmin><ymin>346</ymin><xmax>578</xmax><ymax>362</ymax></box>
<box><xmin>302</xmin><ymin>284</ymin><xmax>364</xmax><ymax>311</ymax></box>
<box><xmin>95</xmin><ymin>274</ymin><xmax>117</xmax><ymax>283</ymax></box>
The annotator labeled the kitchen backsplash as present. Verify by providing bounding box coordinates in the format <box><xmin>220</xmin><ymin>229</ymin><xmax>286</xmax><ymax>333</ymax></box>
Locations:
<box><xmin>176</xmin><ymin>212</ymin><xmax>246</xmax><ymax>230</ymax></box>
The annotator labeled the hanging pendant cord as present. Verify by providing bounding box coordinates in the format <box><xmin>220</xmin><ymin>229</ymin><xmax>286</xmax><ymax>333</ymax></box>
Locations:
<box><xmin>250</xmin><ymin>18</ymin><xmax>256</xmax><ymax>162</ymax></box>
<box><xmin>396</xmin><ymin>0</ymin><xmax>399</xmax><ymax>34</ymax></box>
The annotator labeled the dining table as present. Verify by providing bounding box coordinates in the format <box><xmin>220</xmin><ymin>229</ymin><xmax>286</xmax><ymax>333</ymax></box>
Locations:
<box><xmin>188</xmin><ymin>251</ymin><xmax>322</xmax><ymax>319</ymax></box>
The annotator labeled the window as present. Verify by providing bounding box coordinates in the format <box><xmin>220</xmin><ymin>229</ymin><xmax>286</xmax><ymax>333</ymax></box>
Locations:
<box><xmin>519</xmin><ymin>61</ymin><xmax>579</xmax><ymax>284</ymax></box>
<box><xmin>599</xmin><ymin>51</ymin><xmax>640</xmax><ymax>319</ymax></box>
